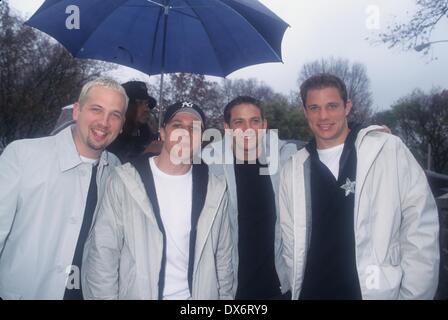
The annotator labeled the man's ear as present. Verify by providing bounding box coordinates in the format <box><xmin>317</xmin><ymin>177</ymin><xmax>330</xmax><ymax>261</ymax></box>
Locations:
<box><xmin>73</xmin><ymin>102</ymin><xmax>81</xmax><ymax>121</ymax></box>
<box><xmin>262</xmin><ymin>119</ymin><xmax>268</xmax><ymax>130</ymax></box>
<box><xmin>224</xmin><ymin>122</ymin><xmax>230</xmax><ymax>130</ymax></box>
<box><xmin>345</xmin><ymin>100</ymin><xmax>353</xmax><ymax>116</ymax></box>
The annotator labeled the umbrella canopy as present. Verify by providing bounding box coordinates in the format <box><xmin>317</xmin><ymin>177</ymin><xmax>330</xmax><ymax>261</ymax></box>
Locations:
<box><xmin>26</xmin><ymin>0</ymin><xmax>288</xmax><ymax>77</ymax></box>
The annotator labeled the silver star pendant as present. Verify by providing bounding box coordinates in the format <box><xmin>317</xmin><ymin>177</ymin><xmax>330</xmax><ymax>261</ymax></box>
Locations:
<box><xmin>340</xmin><ymin>178</ymin><xmax>356</xmax><ymax>196</ymax></box>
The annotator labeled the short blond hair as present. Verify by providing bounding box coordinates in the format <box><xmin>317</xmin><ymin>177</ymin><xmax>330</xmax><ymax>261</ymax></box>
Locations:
<box><xmin>78</xmin><ymin>77</ymin><xmax>129</xmax><ymax>111</ymax></box>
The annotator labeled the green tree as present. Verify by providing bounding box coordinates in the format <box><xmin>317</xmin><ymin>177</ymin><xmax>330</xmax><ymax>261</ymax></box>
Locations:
<box><xmin>372</xmin><ymin>89</ymin><xmax>448</xmax><ymax>174</ymax></box>
<box><xmin>263</xmin><ymin>98</ymin><xmax>310</xmax><ymax>141</ymax></box>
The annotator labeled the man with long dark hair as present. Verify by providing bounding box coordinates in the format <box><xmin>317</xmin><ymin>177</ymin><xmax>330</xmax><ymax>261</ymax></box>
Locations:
<box><xmin>107</xmin><ymin>81</ymin><xmax>159</xmax><ymax>162</ymax></box>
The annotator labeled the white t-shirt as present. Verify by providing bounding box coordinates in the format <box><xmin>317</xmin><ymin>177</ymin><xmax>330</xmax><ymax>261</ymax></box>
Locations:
<box><xmin>149</xmin><ymin>157</ymin><xmax>193</xmax><ymax>300</ymax></box>
<box><xmin>317</xmin><ymin>143</ymin><xmax>344</xmax><ymax>180</ymax></box>
<box><xmin>79</xmin><ymin>155</ymin><xmax>99</xmax><ymax>165</ymax></box>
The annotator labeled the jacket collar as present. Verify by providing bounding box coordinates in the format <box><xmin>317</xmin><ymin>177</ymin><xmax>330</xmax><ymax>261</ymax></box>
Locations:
<box><xmin>300</xmin><ymin>124</ymin><xmax>388</xmax><ymax>184</ymax></box>
<box><xmin>305</xmin><ymin>124</ymin><xmax>362</xmax><ymax>155</ymax></box>
<box><xmin>354</xmin><ymin>125</ymin><xmax>389</xmax><ymax>190</ymax></box>
<box><xmin>55</xmin><ymin>125</ymin><xmax>110</xmax><ymax>172</ymax></box>
<box><xmin>353</xmin><ymin>125</ymin><xmax>389</xmax><ymax>229</ymax></box>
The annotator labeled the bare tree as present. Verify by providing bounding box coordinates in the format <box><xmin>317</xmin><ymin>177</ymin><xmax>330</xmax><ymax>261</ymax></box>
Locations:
<box><xmin>220</xmin><ymin>78</ymin><xmax>278</xmax><ymax>105</ymax></box>
<box><xmin>297</xmin><ymin>57</ymin><xmax>373</xmax><ymax>124</ymax></box>
<box><xmin>147</xmin><ymin>74</ymin><xmax>310</xmax><ymax>139</ymax></box>
<box><xmin>378</xmin><ymin>0</ymin><xmax>448</xmax><ymax>54</ymax></box>
<box><xmin>159</xmin><ymin>73</ymin><xmax>223</xmax><ymax>129</ymax></box>
<box><xmin>0</xmin><ymin>2</ymin><xmax>114</xmax><ymax>145</ymax></box>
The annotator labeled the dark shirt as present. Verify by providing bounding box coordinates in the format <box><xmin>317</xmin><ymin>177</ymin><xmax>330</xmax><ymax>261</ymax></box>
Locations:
<box><xmin>107</xmin><ymin>124</ymin><xmax>155</xmax><ymax>163</ymax></box>
<box><xmin>234</xmin><ymin>159</ymin><xmax>282</xmax><ymax>300</ymax></box>
<box><xmin>299</xmin><ymin>127</ymin><xmax>362</xmax><ymax>300</ymax></box>
<box><xmin>64</xmin><ymin>164</ymin><xmax>98</xmax><ymax>300</ymax></box>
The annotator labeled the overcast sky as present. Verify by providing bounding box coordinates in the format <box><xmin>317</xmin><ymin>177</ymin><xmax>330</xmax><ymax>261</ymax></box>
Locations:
<box><xmin>7</xmin><ymin>0</ymin><xmax>448</xmax><ymax>111</ymax></box>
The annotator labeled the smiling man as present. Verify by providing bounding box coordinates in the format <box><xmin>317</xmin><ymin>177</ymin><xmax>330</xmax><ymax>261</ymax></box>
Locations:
<box><xmin>0</xmin><ymin>78</ymin><xmax>127</xmax><ymax>299</ymax></box>
<box><xmin>82</xmin><ymin>102</ymin><xmax>233</xmax><ymax>300</ymax></box>
<box><xmin>204</xmin><ymin>96</ymin><xmax>299</xmax><ymax>300</ymax></box>
<box><xmin>279</xmin><ymin>73</ymin><xmax>439</xmax><ymax>299</ymax></box>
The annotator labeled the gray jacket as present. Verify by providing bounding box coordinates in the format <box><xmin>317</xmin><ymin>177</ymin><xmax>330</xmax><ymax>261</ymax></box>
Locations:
<box><xmin>203</xmin><ymin>130</ymin><xmax>300</xmax><ymax>297</ymax></box>
<box><xmin>0</xmin><ymin>126</ymin><xmax>120</xmax><ymax>299</ymax></box>
<box><xmin>82</xmin><ymin>160</ymin><xmax>233</xmax><ymax>299</ymax></box>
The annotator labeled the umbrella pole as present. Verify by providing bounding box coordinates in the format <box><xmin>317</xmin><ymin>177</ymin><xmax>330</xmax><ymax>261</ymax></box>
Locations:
<box><xmin>157</xmin><ymin>4</ymin><xmax>169</xmax><ymax>132</ymax></box>
<box><xmin>157</xmin><ymin>71</ymin><xmax>165</xmax><ymax>132</ymax></box>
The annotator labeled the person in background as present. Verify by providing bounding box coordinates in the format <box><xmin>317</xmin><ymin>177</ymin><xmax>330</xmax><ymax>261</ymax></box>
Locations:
<box><xmin>107</xmin><ymin>80</ymin><xmax>159</xmax><ymax>162</ymax></box>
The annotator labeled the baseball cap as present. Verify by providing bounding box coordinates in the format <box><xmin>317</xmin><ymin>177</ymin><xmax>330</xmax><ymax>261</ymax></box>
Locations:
<box><xmin>162</xmin><ymin>101</ymin><xmax>206</xmax><ymax>128</ymax></box>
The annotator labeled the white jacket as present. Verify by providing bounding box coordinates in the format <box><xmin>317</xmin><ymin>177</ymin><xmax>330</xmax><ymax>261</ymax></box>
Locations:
<box><xmin>204</xmin><ymin>130</ymin><xmax>300</xmax><ymax>296</ymax></box>
<box><xmin>279</xmin><ymin>126</ymin><xmax>440</xmax><ymax>299</ymax></box>
<box><xmin>82</xmin><ymin>161</ymin><xmax>233</xmax><ymax>299</ymax></box>
<box><xmin>0</xmin><ymin>126</ymin><xmax>120</xmax><ymax>299</ymax></box>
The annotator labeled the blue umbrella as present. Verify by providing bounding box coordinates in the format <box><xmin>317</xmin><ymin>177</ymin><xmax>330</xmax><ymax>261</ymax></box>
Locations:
<box><xmin>26</xmin><ymin>0</ymin><xmax>288</xmax><ymax>126</ymax></box>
